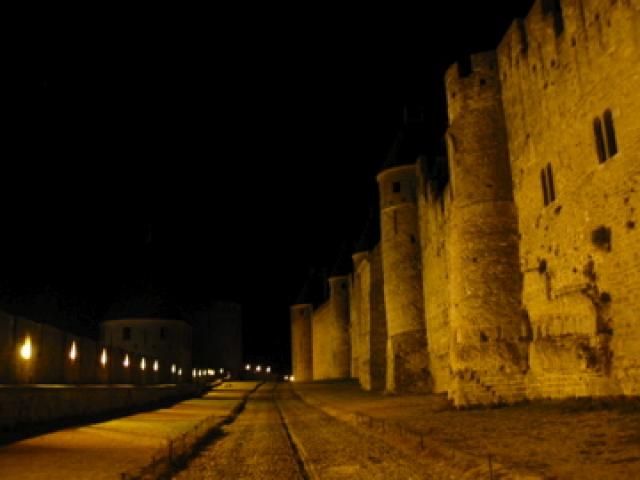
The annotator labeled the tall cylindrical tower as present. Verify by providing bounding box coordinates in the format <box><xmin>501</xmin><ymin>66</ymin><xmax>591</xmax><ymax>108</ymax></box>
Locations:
<box><xmin>290</xmin><ymin>304</ymin><xmax>313</xmax><ymax>382</ymax></box>
<box><xmin>377</xmin><ymin>165</ymin><xmax>430</xmax><ymax>393</ymax></box>
<box><xmin>445</xmin><ymin>51</ymin><xmax>528</xmax><ymax>406</ymax></box>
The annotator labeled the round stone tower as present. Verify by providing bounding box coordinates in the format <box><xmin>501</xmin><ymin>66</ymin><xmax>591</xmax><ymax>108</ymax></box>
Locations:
<box><xmin>377</xmin><ymin>165</ymin><xmax>430</xmax><ymax>393</ymax></box>
<box><xmin>290</xmin><ymin>304</ymin><xmax>313</xmax><ymax>382</ymax></box>
<box><xmin>445</xmin><ymin>51</ymin><xmax>528</xmax><ymax>406</ymax></box>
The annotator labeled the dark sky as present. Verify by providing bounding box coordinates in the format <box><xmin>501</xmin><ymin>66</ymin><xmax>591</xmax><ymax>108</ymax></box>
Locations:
<box><xmin>5</xmin><ymin>2</ymin><xmax>534</xmax><ymax>369</ymax></box>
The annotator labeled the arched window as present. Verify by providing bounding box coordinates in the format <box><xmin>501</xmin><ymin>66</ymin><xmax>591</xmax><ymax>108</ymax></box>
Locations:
<box><xmin>546</xmin><ymin>163</ymin><xmax>556</xmax><ymax>202</ymax></box>
<box><xmin>594</xmin><ymin>117</ymin><xmax>607</xmax><ymax>163</ymax></box>
<box><xmin>603</xmin><ymin>109</ymin><xmax>618</xmax><ymax>158</ymax></box>
<box><xmin>594</xmin><ymin>109</ymin><xmax>619</xmax><ymax>163</ymax></box>
<box><xmin>541</xmin><ymin>163</ymin><xmax>556</xmax><ymax>206</ymax></box>
<box><xmin>541</xmin><ymin>169</ymin><xmax>549</xmax><ymax>206</ymax></box>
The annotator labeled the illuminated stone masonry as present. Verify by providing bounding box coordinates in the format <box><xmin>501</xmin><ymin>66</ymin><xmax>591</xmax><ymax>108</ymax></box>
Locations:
<box><xmin>291</xmin><ymin>0</ymin><xmax>639</xmax><ymax>406</ymax></box>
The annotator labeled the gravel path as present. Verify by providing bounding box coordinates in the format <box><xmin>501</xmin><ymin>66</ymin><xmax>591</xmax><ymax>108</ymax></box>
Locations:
<box><xmin>173</xmin><ymin>383</ymin><xmax>303</xmax><ymax>480</ymax></box>
<box><xmin>175</xmin><ymin>382</ymin><xmax>435</xmax><ymax>480</ymax></box>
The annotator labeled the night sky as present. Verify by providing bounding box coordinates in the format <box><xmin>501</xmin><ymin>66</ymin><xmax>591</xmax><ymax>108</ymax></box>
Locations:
<box><xmin>5</xmin><ymin>2</ymin><xmax>534</xmax><ymax>370</ymax></box>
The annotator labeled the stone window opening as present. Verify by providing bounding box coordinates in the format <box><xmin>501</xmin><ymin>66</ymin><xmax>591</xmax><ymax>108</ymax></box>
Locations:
<box><xmin>546</xmin><ymin>164</ymin><xmax>556</xmax><ymax>202</ymax></box>
<box><xmin>122</xmin><ymin>327</ymin><xmax>131</xmax><ymax>341</ymax></box>
<box><xmin>392</xmin><ymin>182</ymin><xmax>401</xmax><ymax>193</ymax></box>
<box><xmin>594</xmin><ymin>117</ymin><xmax>607</xmax><ymax>163</ymax></box>
<box><xmin>540</xmin><ymin>163</ymin><xmax>556</xmax><ymax>206</ymax></box>
<box><xmin>541</xmin><ymin>169</ymin><xmax>549</xmax><ymax>206</ymax></box>
<box><xmin>594</xmin><ymin>109</ymin><xmax>618</xmax><ymax>163</ymax></box>
<box><xmin>603</xmin><ymin>110</ymin><xmax>618</xmax><ymax>158</ymax></box>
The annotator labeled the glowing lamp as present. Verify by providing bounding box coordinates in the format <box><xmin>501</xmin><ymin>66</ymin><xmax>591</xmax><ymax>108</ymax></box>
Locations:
<box><xmin>140</xmin><ymin>357</ymin><xmax>146</xmax><ymax>370</ymax></box>
<box><xmin>290</xmin><ymin>375</ymin><xmax>295</xmax><ymax>382</ymax></box>
<box><xmin>100</xmin><ymin>348</ymin><xmax>108</xmax><ymax>367</ymax></box>
<box><xmin>245</xmin><ymin>364</ymin><xmax>251</xmax><ymax>370</ymax></box>
<box><xmin>123</xmin><ymin>353</ymin><xmax>130</xmax><ymax>368</ymax></box>
<box><xmin>178</xmin><ymin>368</ymin><xmax>183</xmax><ymax>376</ymax></box>
<box><xmin>171</xmin><ymin>364</ymin><xmax>176</xmax><ymax>374</ymax></box>
<box><xmin>266</xmin><ymin>366</ymin><xmax>271</xmax><ymax>373</ymax></box>
<box><xmin>284</xmin><ymin>375</ymin><xmax>289</xmax><ymax>381</ymax></box>
<box><xmin>20</xmin><ymin>336</ymin><xmax>32</xmax><ymax>360</ymax></box>
<box><xmin>69</xmin><ymin>341</ymin><xmax>77</xmax><ymax>361</ymax></box>
<box><xmin>219</xmin><ymin>368</ymin><xmax>224</xmax><ymax>374</ymax></box>
<box><xmin>153</xmin><ymin>360</ymin><xmax>159</xmax><ymax>372</ymax></box>
<box><xmin>208</xmin><ymin>369</ymin><xmax>213</xmax><ymax>376</ymax></box>
<box><xmin>192</xmin><ymin>368</ymin><xmax>197</xmax><ymax>377</ymax></box>
<box><xmin>256</xmin><ymin>365</ymin><xmax>262</xmax><ymax>372</ymax></box>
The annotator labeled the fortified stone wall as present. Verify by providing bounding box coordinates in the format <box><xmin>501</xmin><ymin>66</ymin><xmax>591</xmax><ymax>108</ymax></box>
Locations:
<box><xmin>417</xmin><ymin>158</ymin><xmax>452</xmax><ymax>394</ymax></box>
<box><xmin>349</xmin><ymin>256</ymin><xmax>366</xmax><ymax>379</ymax></box>
<box><xmin>445</xmin><ymin>51</ymin><xmax>529</xmax><ymax>406</ymax></box>
<box><xmin>311</xmin><ymin>275</ymin><xmax>351</xmax><ymax>380</ymax></box>
<box><xmin>369</xmin><ymin>244</ymin><xmax>388</xmax><ymax>390</ymax></box>
<box><xmin>352</xmin><ymin>252</ymin><xmax>370</xmax><ymax>387</ymax></box>
<box><xmin>378</xmin><ymin>166</ymin><xmax>430</xmax><ymax>393</ymax></box>
<box><xmin>294</xmin><ymin>0</ymin><xmax>639</xmax><ymax>406</ymax></box>
<box><xmin>290</xmin><ymin>304</ymin><xmax>313</xmax><ymax>382</ymax></box>
<box><xmin>497</xmin><ymin>0</ymin><xmax>640</xmax><ymax>398</ymax></box>
<box><xmin>352</xmin><ymin>248</ymin><xmax>387</xmax><ymax>390</ymax></box>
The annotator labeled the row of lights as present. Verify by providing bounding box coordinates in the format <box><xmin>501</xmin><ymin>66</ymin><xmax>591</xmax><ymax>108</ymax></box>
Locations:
<box><xmin>18</xmin><ymin>336</ymin><xmax>183</xmax><ymax>376</ymax></box>
<box><xmin>191</xmin><ymin>368</ymin><xmax>227</xmax><ymax>378</ymax></box>
<box><xmin>283</xmin><ymin>375</ymin><xmax>295</xmax><ymax>381</ymax></box>
<box><xmin>245</xmin><ymin>363</ymin><xmax>272</xmax><ymax>373</ymax></box>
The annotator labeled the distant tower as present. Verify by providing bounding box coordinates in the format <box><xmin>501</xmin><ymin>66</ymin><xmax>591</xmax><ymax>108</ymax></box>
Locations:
<box><xmin>444</xmin><ymin>51</ymin><xmax>528</xmax><ymax>406</ymax></box>
<box><xmin>377</xmin><ymin>165</ymin><xmax>430</xmax><ymax>393</ymax></box>
<box><xmin>290</xmin><ymin>304</ymin><xmax>313</xmax><ymax>381</ymax></box>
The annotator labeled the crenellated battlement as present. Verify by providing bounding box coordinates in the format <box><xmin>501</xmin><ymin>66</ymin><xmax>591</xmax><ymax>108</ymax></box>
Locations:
<box><xmin>445</xmin><ymin>51</ymin><xmax>502</xmax><ymax>125</ymax></box>
<box><xmin>497</xmin><ymin>0</ymin><xmax>639</xmax><ymax>91</ymax></box>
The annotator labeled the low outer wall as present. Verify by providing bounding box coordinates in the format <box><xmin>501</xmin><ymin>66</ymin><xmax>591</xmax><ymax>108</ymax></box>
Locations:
<box><xmin>0</xmin><ymin>311</ymin><xmax>188</xmax><ymax>385</ymax></box>
<box><xmin>0</xmin><ymin>384</ymin><xmax>200</xmax><ymax>430</ymax></box>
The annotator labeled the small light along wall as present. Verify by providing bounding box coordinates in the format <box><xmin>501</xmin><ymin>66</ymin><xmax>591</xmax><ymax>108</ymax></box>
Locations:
<box><xmin>64</xmin><ymin>337</ymin><xmax>81</xmax><ymax>384</ymax></box>
<box><xmin>14</xmin><ymin>317</ymin><xmax>40</xmax><ymax>384</ymax></box>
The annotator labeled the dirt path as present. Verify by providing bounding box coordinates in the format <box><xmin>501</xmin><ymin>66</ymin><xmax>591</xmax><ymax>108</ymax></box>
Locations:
<box><xmin>173</xmin><ymin>383</ymin><xmax>303</xmax><ymax>480</ymax></box>
<box><xmin>174</xmin><ymin>383</ymin><xmax>440</xmax><ymax>480</ymax></box>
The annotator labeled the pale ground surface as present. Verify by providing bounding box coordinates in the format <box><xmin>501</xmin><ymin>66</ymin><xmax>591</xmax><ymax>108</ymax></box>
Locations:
<box><xmin>292</xmin><ymin>380</ymin><xmax>640</xmax><ymax>480</ymax></box>
<box><xmin>176</xmin><ymin>381</ymin><xmax>438</xmax><ymax>480</ymax></box>
<box><xmin>173</xmin><ymin>382</ymin><xmax>303</xmax><ymax>480</ymax></box>
<box><xmin>0</xmin><ymin>382</ymin><xmax>257</xmax><ymax>479</ymax></box>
